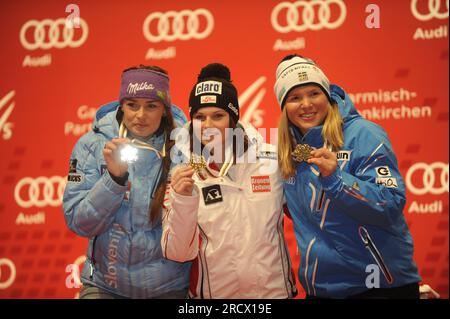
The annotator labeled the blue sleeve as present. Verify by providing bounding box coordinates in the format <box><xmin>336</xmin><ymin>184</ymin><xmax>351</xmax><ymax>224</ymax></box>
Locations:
<box><xmin>170</xmin><ymin>104</ymin><xmax>187</xmax><ymax>127</ymax></box>
<box><xmin>62</xmin><ymin>136</ymin><xmax>127</xmax><ymax>237</ymax></box>
<box><xmin>319</xmin><ymin>124</ymin><xmax>406</xmax><ymax>228</ymax></box>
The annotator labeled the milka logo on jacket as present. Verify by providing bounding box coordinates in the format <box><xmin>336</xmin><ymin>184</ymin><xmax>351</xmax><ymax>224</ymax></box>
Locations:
<box><xmin>127</xmin><ymin>82</ymin><xmax>155</xmax><ymax>94</ymax></box>
<box><xmin>195</xmin><ymin>81</ymin><xmax>222</xmax><ymax>96</ymax></box>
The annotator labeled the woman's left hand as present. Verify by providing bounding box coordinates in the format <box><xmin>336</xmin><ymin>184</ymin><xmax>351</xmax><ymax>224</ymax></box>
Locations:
<box><xmin>307</xmin><ymin>148</ymin><xmax>338</xmax><ymax>177</ymax></box>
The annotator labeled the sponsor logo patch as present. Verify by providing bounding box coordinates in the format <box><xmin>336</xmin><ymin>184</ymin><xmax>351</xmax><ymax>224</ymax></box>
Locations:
<box><xmin>257</xmin><ymin>151</ymin><xmax>277</xmax><ymax>160</ymax></box>
<box><xmin>337</xmin><ymin>151</ymin><xmax>351</xmax><ymax>161</ymax></box>
<box><xmin>251</xmin><ymin>175</ymin><xmax>271</xmax><ymax>193</ymax></box>
<box><xmin>202</xmin><ymin>185</ymin><xmax>223</xmax><ymax>205</ymax></box>
<box><xmin>227</xmin><ymin>103</ymin><xmax>239</xmax><ymax>116</ymax></box>
<box><xmin>376</xmin><ymin>177</ymin><xmax>398</xmax><ymax>188</ymax></box>
<box><xmin>67</xmin><ymin>173</ymin><xmax>84</xmax><ymax>184</ymax></box>
<box><xmin>298</xmin><ymin>71</ymin><xmax>308</xmax><ymax>82</ymax></box>
<box><xmin>69</xmin><ymin>159</ymin><xmax>77</xmax><ymax>173</ymax></box>
<box><xmin>195</xmin><ymin>81</ymin><xmax>222</xmax><ymax>96</ymax></box>
<box><xmin>200</xmin><ymin>95</ymin><xmax>217</xmax><ymax>104</ymax></box>
<box><xmin>286</xmin><ymin>176</ymin><xmax>296</xmax><ymax>185</ymax></box>
<box><xmin>376</xmin><ymin>166</ymin><xmax>392</xmax><ymax>177</ymax></box>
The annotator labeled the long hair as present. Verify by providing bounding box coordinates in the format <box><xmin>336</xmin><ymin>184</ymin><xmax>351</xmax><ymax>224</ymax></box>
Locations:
<box><xmin>117</xmin><ymin>64</ymin><xmax>174</xmax><ymax>224</ymax></box>
<box><xmin>278</xmin><ymin>102</ymin><xmax>344</xmax><ymax>179</ymax></box>
<box><xmin>149</xmin><ymin>109</ymin><xmax>175</xmax><ymax>224</ymax></box>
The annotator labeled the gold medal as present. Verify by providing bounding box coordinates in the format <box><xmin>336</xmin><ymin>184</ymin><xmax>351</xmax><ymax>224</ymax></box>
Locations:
<box><xmin>189</xmin><ymin>154</ymin><xmax>207</xmax><ymax>174</ymax></box>
<box><xmin>292</xmin><ymin>144</ymin><xmax>313</xmax><ymax>162</ymax></box>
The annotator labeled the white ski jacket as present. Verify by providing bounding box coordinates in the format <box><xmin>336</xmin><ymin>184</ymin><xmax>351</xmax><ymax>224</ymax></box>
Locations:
<box><xmin>161</xmin><ymin>123</ymin><xmax>297</xmax><ymax>299</ymax></box>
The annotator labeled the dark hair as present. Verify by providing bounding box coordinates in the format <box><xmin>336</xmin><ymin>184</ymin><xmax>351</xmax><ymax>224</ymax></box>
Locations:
<box><xmin>118</xmin><ymin>64</ymin><xmax>173</xmax><ymax>225</ymax></box>
<box><xmin>279</xmin><ymin>54</ymin><xmax>317</xmax><ymax>65</ymax></box>
<box><xmin>150</xmin><ymin>109</ymin><xmax>175</xmax><ymax>225</ymax></box>
<box><xmin>122</xmin><ymin>64</ymin><xmax>168</xmax><ymax>75</ymax></box>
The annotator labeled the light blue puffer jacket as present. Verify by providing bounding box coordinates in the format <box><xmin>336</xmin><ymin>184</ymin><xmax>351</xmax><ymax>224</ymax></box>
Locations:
<box><xmin>63</xmin><ymin>101</ymin><xmax>191</xmax><ymax>298</ymax></box>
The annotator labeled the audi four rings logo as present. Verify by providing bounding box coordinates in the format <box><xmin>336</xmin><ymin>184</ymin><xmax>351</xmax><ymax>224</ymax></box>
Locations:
<box><xmin>143</xmin><ymin>9</ymin><xmax>214</xmax><ymax>43</ymax></box>
<box><xmin>0</xmin><ymin>258</ymin><xmax>16</xmax><ymax>290</ymax></box>
<box><xmin>20</xmin><ymin>18</ymin><xmax>89</xmax><ymax>50</ymax></box>
<box><xmin>271</xmin><ymin>0</ymin><xmax>347</xmax><ymax>33</ymax></box>
<box><xmin>405</xmin><ymin>162</ymin><xmax>449</xmax><ymax>195</ymax></box>
<box><xmin>14</xmin><ymin>176</ymin><xmax>67</xmax><ymax>208</ymax></box>
<box><xmin>411</xmin><ymin>0</ymin><xmax>449</xmax><ymax>21</ymax></box>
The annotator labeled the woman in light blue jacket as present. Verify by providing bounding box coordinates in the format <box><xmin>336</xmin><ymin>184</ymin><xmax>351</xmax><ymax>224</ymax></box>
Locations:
<box><xmin>275</xmin><ymin>55</ymin><xmax>421</xmax><ymax>298</ymax></box>
<box><xmin>63</xmin><ymin>65</ymin><xmax>190</xmax><ymax>298</ymax></box>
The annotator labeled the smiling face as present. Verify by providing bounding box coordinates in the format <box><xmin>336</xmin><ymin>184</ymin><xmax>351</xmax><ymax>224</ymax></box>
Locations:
<box><xmin>192</xmin><ymin>106</ymin><xmax>230</xmax><ymax>148</ymax></box>
<box><xmin>284</xmin><ymin>84</ymin><xmax>330</xmax><ymax>135</ymax></box>
<box><xmin>121</xmin><ymin>98</ymin><xmax>165</xmax><ymax>138</ymax></box>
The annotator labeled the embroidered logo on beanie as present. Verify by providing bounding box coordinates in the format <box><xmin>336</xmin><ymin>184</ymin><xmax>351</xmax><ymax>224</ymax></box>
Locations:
<box><xmin>195</xmin><ymin>81</ymin><xmax>222</xmax><ymax>96</ymax></box>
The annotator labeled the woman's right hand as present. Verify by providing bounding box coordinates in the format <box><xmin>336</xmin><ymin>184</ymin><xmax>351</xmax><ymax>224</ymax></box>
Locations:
<box><xmin>102</xmin><ymin>138</ymin><xmax>129</xmax><ymax>178</ymax></box>
<box><xmin>171</xmin><ymin>166</ymin><xmax>195</xmax><ymax>196</ymax></box>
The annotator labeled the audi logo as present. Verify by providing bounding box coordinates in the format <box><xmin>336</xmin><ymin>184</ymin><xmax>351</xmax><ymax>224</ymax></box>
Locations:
<box><xmin>143</xmin><ymin>9</ymin><xmax>214</xmax><ymax>43</ymax></box>
<box><xmin>411</xmin><ymin>0</ymin><xmax>449</xmax><ymax>21</ymax></box>
<box><xmin>271</xmin><ymin>0</ymin><xmax>347</xmax><ymax>33</ymax></box>
<box><xmin>0</xmin><ymin>258</ymin><xmax>16</xmax><ymax>290</ymax></box>
<box><xmin>405</xmin><ymin>162</ymin><xmax>449</xmax><ymax>195</ymax></box>
<box><xmin>20</xmin><ymin>18</ymin><xmax>89</xmax><ymax>50</ymax></box>
<box><xmin>14</xmin><ymin>176</ymin><xmax>67</xmax><ymax>208</ymax></box>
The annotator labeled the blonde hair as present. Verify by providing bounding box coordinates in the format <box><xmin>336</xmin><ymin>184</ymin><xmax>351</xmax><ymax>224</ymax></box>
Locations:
<box><xmin>278</xmin><ymin>102</ymin><xmax>344</xmax><ymax>179</ymax></box>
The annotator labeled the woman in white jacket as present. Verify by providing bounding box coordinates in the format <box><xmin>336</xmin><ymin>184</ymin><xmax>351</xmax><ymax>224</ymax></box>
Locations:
<box><xmin>161</xmin><ymin>63</ymin><xmax>297</xmax><ymax>299</ymax></box>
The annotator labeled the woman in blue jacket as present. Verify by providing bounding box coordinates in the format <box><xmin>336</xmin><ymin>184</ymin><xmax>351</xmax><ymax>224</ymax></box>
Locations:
<box><xmin>63</xmin><ymin>65</ymin><xmax>190</xmax><ymax>298</ymax></box>
<box><xmin>274</xmin><ymin>55</ymin><xmax>421</xmax><ymax>298</ymax></box>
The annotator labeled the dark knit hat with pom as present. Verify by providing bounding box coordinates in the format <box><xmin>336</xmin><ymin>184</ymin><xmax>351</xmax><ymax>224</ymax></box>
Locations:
<box><xmin>188</xmin><ymin>63</ymin><xmax>239</xmax><ymax>123</ymax></box>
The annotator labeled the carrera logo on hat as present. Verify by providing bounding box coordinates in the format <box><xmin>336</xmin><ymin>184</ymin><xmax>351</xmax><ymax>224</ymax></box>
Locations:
<box><xmin>298</xmin><ymin>72</ymin><xmax>308</xmax><ymax>82</ymax></box>
<box><xmin>200</xmin><ymin>95</ymin><xmax>217</xmax><ymax>104</ymax></box>
<box><xmin>127</xmin><ymin>82</ymin><xmax>155</xmax><ymax>94</ymax></box>
<box><xmin>251</xmin><ymin>175</ymin><xmax>271</xmax><ymax>193</ymax></box>
<box><xmin>195</xmin><ymin>81</ymin><xmax>222</xmax><ymax>96</ymax></box>
<box><xmin>227</xmin><ymin>103</ymin><xmax>239</xmax><ymax>116</ymax></box>
<box><xmin>202</xmin><ymin>185</ymin><xmax>223</xmax><ymax>205</ymax></box>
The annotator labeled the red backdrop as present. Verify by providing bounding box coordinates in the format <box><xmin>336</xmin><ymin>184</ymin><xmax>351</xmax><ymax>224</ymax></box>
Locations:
<box><xmin>0</xmin><ymin>0</ymin><xmax>448</xmax><ymax>299</ymax></box>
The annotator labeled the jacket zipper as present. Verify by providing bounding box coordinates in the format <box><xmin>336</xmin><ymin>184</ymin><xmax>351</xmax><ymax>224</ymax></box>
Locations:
<box><xmin>358</xmin><ymin>226</ymin><xmax>393</xmax><ymax>284</ymax></box>
<box><xmin>89</xmin><ymin>236</ymin><xmax>97</xmax><ymax>279</ymax></box>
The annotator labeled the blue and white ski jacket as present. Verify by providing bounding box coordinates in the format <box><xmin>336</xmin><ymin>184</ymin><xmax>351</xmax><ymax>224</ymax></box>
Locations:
<box><xmin>284</xmin><ymin>85</ymin><xmax>421</xmax><ymax>298</ymax></box>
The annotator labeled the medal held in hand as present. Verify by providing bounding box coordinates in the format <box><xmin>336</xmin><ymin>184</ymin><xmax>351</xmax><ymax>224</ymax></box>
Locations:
<box><xmin>189</xmin><ymin>154</ymin><xmax>207</xmax><ymax>174</ymax></box>
<box><xmin>292</xmin><ymin>144</ymin><xmax>313</xmax><ymax>163</ymax></box>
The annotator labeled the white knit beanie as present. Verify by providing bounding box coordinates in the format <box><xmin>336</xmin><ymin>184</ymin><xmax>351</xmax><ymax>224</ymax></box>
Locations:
<box><xmin>274</xmin><ymin>55</ymin><xmax>331</xmax><ymax>109</ymax></box>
